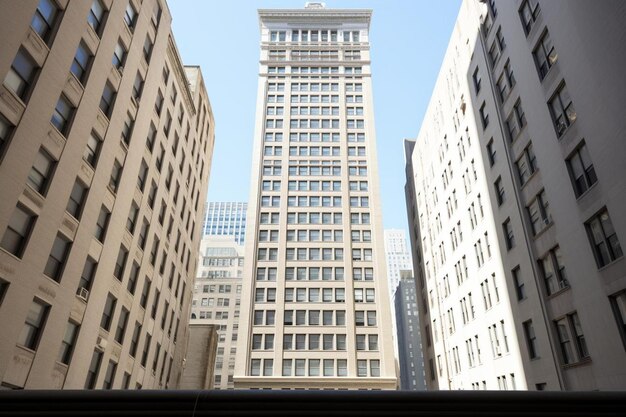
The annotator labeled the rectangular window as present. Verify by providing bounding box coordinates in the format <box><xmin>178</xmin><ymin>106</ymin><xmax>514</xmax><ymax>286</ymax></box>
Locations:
<box><xmin>124</xmin><ymin>1</ymin><xmax>137</xmax><ymax>29</ymax></box>
<box><xmin>51</xmin><ymin>94</ymin><xmax>75</xmax><ymax>135</ymax></box>
<box><xmin>18</xmin><ymin>299</ymin><xmax>49</xmax><ymax>350</ymax></box>
<box><xmin>99</xmin><ymin>82</ymin><xmax>116</xmax><ymax>118</ymax></box>
<box><xmin>494</xmin><ymin>177</ymin><xmax>505</xmax><ymax>205</ymax></box>
<box><xmin>44</xmin><ymin>233</ymin><xmax>71</xmax><ymax>281</ymax></box>
<box><xmin>71</xmin><ymin>41</ymin><xmax>93</xmax><ymax>84</ymax></box>
<box><xmin>609</xmin><ymin>291</ymin><xmax>626</xmax><ymax>352</ymax></box>
<box><xmin>95</xmin><ymin>206</ymin><xmax>110</xmax><ymax>242</ymax></box>
<box><xmin>103</xmin><ymin>360</ymin><xmax>117</xmax><ymax>389</ymax></box>
<box><xmin>112</xmin><ymin>40</ymin><xmax>127</xmax><ymax>70</ymax></box>
<box><xmin>566</xmin><ymin>141</ymin><xmax>597</xmax><ymax>197</ymax></box>
<box><xmin>83</xmin><ymin>131</ymin><xmax>102</xmax><ymax>167</ymax></box>
<box><xmin>31</xmin><ymin>0</ymin><xmax>60</xmax><ymax>44</ymax></box>
<box><xmin>114</xmin><ymin>307</ymin><xmax>129</xmax><ymax>344</ymax></box>
<box><xmin>109</xmin><ymin>159</ymin><xmax>122</xmax><ymax>193</ymax></box>
<box><xmin>548</xmin><ymin>82</ymin><xmax>576</xmax><ymax>137</ymax></box>
<box><xmin>1</xmin><ymin>204</ymin><xmax>36</xmax><ymax>258</ymax></box>
<box><xmin>84</xmin><ymin>350</ymin><xmax>103</xmax><ymax>389</ymax></box>
<box><xmin>27</xmin><ymin>147</ymin><xmax>55</xmax><ymax>195</ymax></box>
<box><xmin>57</xmin><ymin>321</ymin><xmax>79</xmax><ymax>365</ymax></box>
<box><xmin>66</xmin><ymin>180</ymin><xmax>88</xmax><ymax>219</ymax></box>
<box><xmin>100</xmin><ymin>293</ymin><xmax>117</xmax><ymax>331</ymax></box>
<box><xmin>87</xmin><ymin>0</ymin><xmax>106</xmax><ymax>35</ymax></box>
<box><xmin>516</xmin><ymin>143</ymin><xmax>537</xmax><ymax>185</ymax></box>
<box><xmin>4</xmin><ymin>48</ymin><xmax>38</xmax><ymax>101</ymax></box>
<box><xmin>78</xmin><ymin>256</ymin><xmax>97</xmax><ymax>294</ymax></box>
<box><xmin>540</xmin><ymin>247</ymin><xmax>568</xmax><ymax>296</ymax></box>
<box><xmin>523</xmin><ymin>320</ymin><xmax>538</xmax><ymax>359</ymax></box>
<box><xmin>519</xmin><ymin>0</ymin><xmax>540</xmax><ymax>35</ymax></box>
<box><xmin>479</xmin><ymin>102</ymin><xmax>489</xmax><ymax>129</ymax></box>
<box><xmin>586</xmin><ymin>208</ymin><xmax>623</xmax><ymax>268</ymax></box>
<box><xmin>533</xmin><ymin>30</ymin><xmax>557</xmax><ymax>80</ymax></box>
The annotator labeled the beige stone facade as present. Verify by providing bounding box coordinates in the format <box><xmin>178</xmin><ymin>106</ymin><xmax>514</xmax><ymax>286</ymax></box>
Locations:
<box><xmin>234</xmin><ymin>5</ymin><xmax>397</xmax><ymax>390</ymax></box>
<box><xmin>405</xmin><ymin>0</ymin><xmax>626</xmax><ymax>390</ymax></box>
<box><xmin>179</xmin><ymin>323</ymin><xmax>218</xmax><ymax>390</ymax></box>
<box><xmin>187</xmin><ymin>235</ymin><xmax>244</xmax><ymax>389</ymax></box>
<box><xmin>0</xmin><ymin>0</ymin><xmax>214</xmax><ymax>389</ymax></box>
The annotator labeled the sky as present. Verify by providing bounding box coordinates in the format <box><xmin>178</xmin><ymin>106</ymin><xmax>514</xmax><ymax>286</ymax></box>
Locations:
<box><xmin>168</xmin><ymin>0</ymin><xmax>462</xmax><ymax>233</ymax></box>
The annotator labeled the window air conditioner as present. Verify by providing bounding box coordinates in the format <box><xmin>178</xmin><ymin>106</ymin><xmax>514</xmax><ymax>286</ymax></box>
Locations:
<box><xmin>77</xmin><ymin>287</ymin><xmax>89</xmax><ymax>302</ymax></box>
<box><xmin>96</xmin><ymin>336</ymin><xmax>107</xmax><ymax>351</ymax></box>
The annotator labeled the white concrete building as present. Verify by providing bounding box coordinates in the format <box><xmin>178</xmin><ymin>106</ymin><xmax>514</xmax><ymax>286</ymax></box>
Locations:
<box><xmin>405</xmin><ymin>0</ymin><xmax>626</xmax><ymax>391</ymax></box>
<box><xmin>234</xmin><ymin>4</ymin><xmax>397</xmax><ymax>390</ymax></box>
<box><xmin>384</xmin><ymin>229</ymin><xmax>413</xmax><ymax>302</ymax></box>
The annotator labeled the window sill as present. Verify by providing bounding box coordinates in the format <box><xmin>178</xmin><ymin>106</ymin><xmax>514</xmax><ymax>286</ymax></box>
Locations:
<box><xmin>532</xmin><ymin>221</ymin><xmax>554</xmax><ymax>240</ymax></box>
<box><xmin>574</xmin><ymin>181</ymin><xmax>598</xmax><ymax>201</ymax></box>
<box><xmin>562</xmin><ymin>357</ymin><xmax>592</xmax><ymax>369</ymax></box>
<box><xmin>546</xmin><ymin>285</ymin><xmax>570</xmax><ymax>300</ymax></box>
<box><xmin>597</xmin><ymin>255</ymin><xmax>624</xmax><ymax>273</ymax></box>
<box><xmin>555</xmin><ymin>119</ymin><xmax>577</xmax><ymax>140</ymax></box>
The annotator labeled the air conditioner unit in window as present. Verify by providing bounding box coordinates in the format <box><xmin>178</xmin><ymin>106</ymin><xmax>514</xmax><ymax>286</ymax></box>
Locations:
<box><xmin>96</xmin><ymin>336</ymin><xmax>107</xmax><ymax>351</ymax></box>
<box><xmin>76</xmin><ymin>287</ymin><xmax>89</xmax><ymax>302</ymax></box>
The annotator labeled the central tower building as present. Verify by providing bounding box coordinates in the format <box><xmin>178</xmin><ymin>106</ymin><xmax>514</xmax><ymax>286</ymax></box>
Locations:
<box><xmin>234</xmin><ymin>4</ymin><xmax>396</xmax><ymax>389</ymax></box>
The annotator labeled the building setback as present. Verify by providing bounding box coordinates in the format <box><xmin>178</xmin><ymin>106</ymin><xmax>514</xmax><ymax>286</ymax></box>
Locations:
<box><xmin>0</xmin><ymin>0</ymin><xmax>214</xmax><ymax>389</ymax></box>
<box><xmin>234</xmin><ymin>4</ymin><xmax>397</xmax><ymax>389</ymax></box>
<box><xmin>394</xmin><ymin>270</ymin><xmax>427</xmax><ymax>391</ymax></box>
<box><xmin>405</xmin><ymin>0</ymin><xmax>626</xmax><ymax>390</ymax></box>
<box><xmin>187</xmin><ymin>235</ymin><xmax>244</xmax><ymax>389</ymax></box>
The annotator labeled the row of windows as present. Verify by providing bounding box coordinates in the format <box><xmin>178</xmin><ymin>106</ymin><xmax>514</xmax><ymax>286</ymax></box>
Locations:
<box><xmin>285</xmin><ymin>247</ymin><xmax>346</xmax><ymax>261</ymax></box>
<box><xmin>270</xmin><ymin>29</ymin><xmax>361</xmax><ymax>43</ymax></box>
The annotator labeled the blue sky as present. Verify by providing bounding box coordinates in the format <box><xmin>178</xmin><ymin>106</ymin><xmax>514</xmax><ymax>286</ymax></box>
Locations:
<box><xmin>169</xmin><ymin>0</ymin><xmax>461</xmax><ymax>232</ymax></box>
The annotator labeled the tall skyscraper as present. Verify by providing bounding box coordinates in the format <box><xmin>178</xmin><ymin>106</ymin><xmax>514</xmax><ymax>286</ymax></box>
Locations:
<box><xmin>202</xmin><ymin>202</ymin><xmax>248</xmax><ymax>245</ymax></box>
<box><xmin>405</xmin><ymin>0</ymin><xmax>626</xmax><ymax>390</ymax></box>
<box><xmin>187</xmin><ymin>235</ymin><xmax>244</xmax><ymax>389</ymax></box>
<box><xmin>0</xmin><ymin>0</ymin><xmax>214</xmax><ymax>389</ymax></box>
<box><xmin>384</xmin><ymin>229</ymin><xmax>413</xmax><ymax>302</ymax></box>
<box><xmin>394</xmin><ymin>270</ymin><xmax>427</xmax><ymax>391</ymax></box>
<box><xmin>235</xmin><ymin>4</ymin><xmax>397</xmax><ymax>389</ymax></box>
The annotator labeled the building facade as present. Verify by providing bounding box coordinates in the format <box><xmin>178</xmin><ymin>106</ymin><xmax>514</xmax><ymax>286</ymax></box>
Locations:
<box><xmin>394</xmin><ymin>270</ymin><xmax>427</xmax><ymax>390</ymax></box>
<box><xmin>202</xmin><ymin>202</ymin><xmax>248</xmax><ymax>245</ymax></box>
<box><xmin>189</xmin><ymin>235</ymin><xmax>244</xmax><ymax>389</ymax></box>
<box><xmin>234</xmin><ymin>4</ymin><xmax>397</xmax><ymax>389</ymax></box>
<box><xmin>0</xmin><ymin>0</ymin><xmax>214</xmax><ymax>389</ymax></box>
<box><xmin>384</xmin><ymin>229</ymin><xmax>413</xmax><ymax>303</ymax></box>
<box><xmin>179</xmin><ymin>323</ymin><xmax>218</xmax><ymax>389</ymax></box>
<box><xmin>405</xmin><ymin>0</ymin><xmax>626</xmax><ymax>390</ymax></box>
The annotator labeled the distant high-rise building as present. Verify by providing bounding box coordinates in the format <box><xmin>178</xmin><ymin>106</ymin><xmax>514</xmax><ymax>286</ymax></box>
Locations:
<box><xmin>0</xmin><ymin>0</ymin><xmax>214</xmax><ymax>389</ymax></box>
<box><xmin>188</xmin><ymin>235</ymin><xmax>244</xmax><ymax>389</ymax></box>
<box><xmin>235</xmin><ymin>4</ymin><xmax>397</xmax><ymax>389</ymax></box>
<box><xmin>405</xmin><ymin>0</ymin><xmax>626</xmax><ymax>390</ymax></box>
<box><xmin>384</xmin><ymin>229</ymin><xmax>413</xmax><ymax>302</ymax></box>
<box><xmin>394</xmin><ymin>271</ymin><xmax>427</xmax><ymax>391</ymax></box>
<box><xmin>202</xmin><ymin>202</ymin><xmax>248</xmax><ymax>245</ymax></box>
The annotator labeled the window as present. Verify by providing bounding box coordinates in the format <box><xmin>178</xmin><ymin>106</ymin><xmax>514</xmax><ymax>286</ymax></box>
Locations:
<box><xmin>58</xmin><ymin>321</ymin><xmax>79</xmax><ymax>365</ymax></box>
<box><xmin>357</xmin><ymin>360</ymin><xmax>367</xmax><ymax>377</ymax></box>
<box><xmin>586</xmin><ymin>209</ymin><xmax>623</xmax><ymax>268</ymax></box>
<box><xmin>99</xmin><ymin>82</ymin><xmax>116</xmax><ymax>118</ymax></box>
<box><xmin>516</xmin><ymin>144</ymin><xmax>537</xmax><ymax>185</ymax></box>
<box><xmin>519</xmin><ymin>0</ymin><xmax>541</xmax><ymax>35</ymax></box>
<box><xmin>94</xmin><ymin>206</ymin><xmax>110</xmax><ymax>242</ymax></box>
<box><xmin>143</xmin><ymin>36</ymin><xmax>154</xmax><ymax>62</ymax></box>
<box><xmin>487</xmin><ymin>139</ymin><xmax>496</xmax><ymax>166</ymax></box>
<box><xmin>494</xmin><ymin>177</ymin><xmax>505</xmax><ymax>205</ymax></box>
<box><xmin>132</xmin><ymin>73</ymin><xmax>144</xmax><ymax>100</ymax></box>
<box><xmin>27</xmin><ymin>148</ymin><xmax>55</xmax><ymax>195</ymax></box>
<box><xmin>523</xmin><ymin>320</ymin><xmax>538</xmax><ymax>359</ymax></box>
<box><xmin>114</xmin><ymin>308</ymin><xmax>129</xmax><ymax>344</ymax></box>
<box><xmin>555</xmin><ymin>312</ymin><xmax>589</xmax><ymax>364</ymax></box>
<box><xmin>540</xmin><ymin>247</ymin><xmax>568</xmax><ymax>296</ymax></box>
<box><xmin>512</xmin><ymin>266</ymin><xmax>525</xmax><ymax>301</ymax></box>
<box><xmin>88</xmin><ymin>0</ymin><xmax>106</xmax><ymax>35</ymax></box>
<box><xmin>78</xmin><ymin>256</ymin><xmax>97</xmax><ymax>294</ymax></box>
<box><xmin>66</xmin><ymin>180</ymin><xmax>88</xmax><ymax>219</ymax></box>
<box><xmin>109</xmin><ymin>159</ymin><xmax>122</xmax><ymax>193</ymax></box>
<box><xmin>44</xmin><ymin>233</ymin><xmax>71</xmax><ymax>281</ymax></box>
<box><xmin>124</xmin><ymin>1</ymin><xmax>137</xmax><ymax>30</ymax></box>
<box><xmin>4</xmin><ymin>48</ymin><xmax>38</xmax><ymax>101</ymax></box>
<box><xmin>113</xmin><ymin>246</ymin><xmax>128</xmax><ymax>280</ymax></box>
<box><xmin>137</xmin><ymin>160</ymin><xmax>149</xmax><ymax>192</ymax></box>
<box><xmin>126</xmin><ymin>202</ymin><xmax>139</xmax><ymax>234</ymax></box>
<box><xmin>1</xmin><ymin>204</ymin><xmax>37</xmax><ymax>258</ymax></box>
<box><xmin>0</xmin><ymin>114</ymin><xmax>14</xmax><ymax>156</ymax></box>
<box><xmin>527</xmin><ymin>190</ymin><xmax>551</xmax><ymax>235</ymax></box>
<box><xmin>548</xmin><ymin>83</ymin><xmax>576</xmax><ymax>137</ymax></box>
<box><xmin>534</xmin><ymin>30</ymin><xmax>557</xmax><ymax>80</ymax></box>
<box><xmin>51</xmin><ymin>94</ymin><xmax>75</xmax><ymax>135</ymax></box>
<box><xmin>479</xmin><ymin>102</ymin><xmax>488</xmax><ymax>128</ymax></box>
<box><xmin>84</xmin><ymin>131</ymin><xmax>102</xmax><ymax>167</ymax></box>
<box><xmin>566</xmin><ymin>142</ymin><xmax>597</xmax><ymax>197</ymax></box>
<box><xmin>18</xmin><ymin>299</ymin><xmax>49</xmax><ymax>350</ymax></box>
<box><xmin>100</xmin><ymin>293</ymin><xmax>117</xmax><ymax>331</ymax></box>
<box><xmin>85</xmin><ymin>350</ymin><xmax>103</xmax><ymax>389</ymax></box>
<box><xmin>609</xmin><ymin>291</ymin><xmax>626</xmax><ymax>352</ymax></box>
<box><xmin>103</xmin><ymin>360</ymin><xmax>117</xmax><ymax>389</ymax></box>
<box><xmin>507</xmin><ymin>100</ymin><xmax>526</xmax><ymax>141</ymax></box>
<box><xmin>31</xmin><ymin>0</ymin><xmax>60</xmax><ymax>43</ymax></box>
<box><xmin>250</xmin><ymin>359</ymin><xmax>261</xmax><ymax>376</ymax></box>
<box><xmin>112</xmin><ymin>40</ymin><xmax>127</xmax><ymax>70</ymax></box>
<box><xmin>71</xmin><ymin>41</ymin><xmax>93</xmax><ymax>84</ymax></box>
<box><xmin>472</xmin><ymin>67</ymin><xmax>481</xmax><ymax>93</ymax></box>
